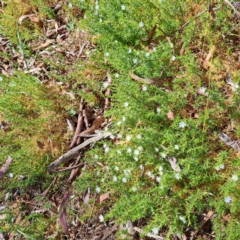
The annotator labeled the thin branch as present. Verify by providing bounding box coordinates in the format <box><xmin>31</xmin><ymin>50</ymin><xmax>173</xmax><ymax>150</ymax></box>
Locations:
<box><xmin>224</xmin><ymin>0</ymin><xmax>240</xmax><ymax>17</ymax></box>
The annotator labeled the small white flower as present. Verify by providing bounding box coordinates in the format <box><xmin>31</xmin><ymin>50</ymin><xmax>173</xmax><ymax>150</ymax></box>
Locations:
<box><xmin>128</xmin><ymin>48</ymin><xmax>132</xmax><ymax>54</ymax></box>
<box><xmin>105</xmin><ymin>52</ymin><xmax>109</xmax><ymax>57</ymax></box>
<box><xmin>136</xmin><ymin>134</ymin><xmax>142</xmax><ymax>139</ymax></box>
<box><xmin>134</xmin><ymin>157</ymin><xmax>138</xmax><ymax>161</ymax></box>
<box><xmin>122</xmin><ymin>116</ymin><xmax>126</xmax><ymax>122</ymax></box>
<box><xmin>127</xmin><ymin>148</ymin><xmax>132</xmax><ymax>153</ymax></box>
<box><xmin>85</xmin><ymin>50</ymin><xmax>90</xmax><ymax>55</ymax></box>
<box><xmin>115</xmin><ymin>73</ymin><xmax>119</xmax><ymax>78</ymax></box>
<box><xmin>114</xmin><ymin>40</ymin><xmax>118</xmax><ymax>43</ymax></box>
<box><xmin>156</xmin><ymin>107</ymin><xmax>161</xmax><ymax>113</ymax></box>
<box><xmin>199</xmin><ymin>87</ymin><xmax>206</xmax><ymax>94</ymax></box>
<box><xmin>174</xmin><ymin>145</ymin><xmax>179</xmax><ymax>150</ymax></box>
<box><xmin>134</xmin><ymin>149</ymin><xmax>140</xmax><ymax>155</ymax></box>
<box><xmin>151</xmin><ymin>227</ymin><xmax>159</xmax><ymax>235</ymax></box>
<box><xmin>179</xmin><ymin>121</ymin><xmax>187</xmax><ymax>128</ymax></box>
<box><xmin>117</xmin><ymin>150</ymin><xmax>122</xmax><ymax>154</ymax></box>
<box><xmin>171</xmin><ymin>55</ymin><xmax>176</xmax><ymax>61</ymax></box>
<box><xmin>18</xmin><ymin>175</ymin><xmax>24</xmax><ymax>180</ymax></box>
<box><xmin>95</xmin><ymin>4</ymin><xmax>99</xmax><ymax>10</ymax></box>
<box><xmin>138</xmin><ymin>146</ymin><xmax>143</xmax><ymax>151</ymax></box>
<box><xmin>179</xmin><ymin>216</ymin><xmax>186</xmax><ymax>223</ymax></box>
<box><xmin>113</xmin><ymin>176</ymin><xmax>117</xmax><ymax>182</ymax></box>
<box><xmin>146</xmin><ymin>171</ymin><xmax>152</xmax><ymax>177</ymax></box>
<box><xmin>68</xmin><ymin>3</ymin><xmax>73</xmax><ymax>8</ymax></box>
<box><xmin>79</xmin><ymin>0</ymin><xmax>84</xmax><ymax>2</ymax></box>
<box><xmin>121</xmin><ymin>4</ymin><xmax>125</xmax><ymax>10</ymax></box>
<box><xmin>155</xmin><ymin>148</ymin><xmax>159</xmax><ymax>152</ymax></box>
<box><xmin>175</xmin><ymin>173</ymin><xmax>181</xmax><ymax>180</ymax></box>
<box><xmin>153</xmin><ymin>47</ymin><xmax>156</xmax><ymax>52</ymax></box>
<box><xmin>145</xmin><ymin>52</ymin><xmax>150</xmax><ymax>57</ymax></box>
<box><xmin>138</xmin><ymin>21</ymin><xmax>144</xmax><ymax>28</ymax></box>
<box><xmin>224</xmin><ymin>196</ymin><xmax>232</xmax><ymax>204</ymax></box>
<box><xmin>8</xmin><ymin>173</ymin><xmax>13</xmax><ymax>178</ymax></box>
<box><xmin>105</xmin><ymin>166</ymin><xmax>109</xmax><ymax>171</ymax></box>
<box><xmin>116</xmin><ymin>134</ymin><xmax>122</xmax><ymax>139</ymax></box>
<box><xmin>158</xmin><ymin>166</ymin><xmax>163</xmax><ymax>172</ymax></box>
<box><xmin>231</xmin><ymin>174</ymin><xmax>238</xmax><ymax>181</ymax></box>
<box><xmin>99</xmin><ymin>214</ymin><xmax>104</xmax><ymax>222</ymax></box>
<box><xmin>114</xmin><ymin>166</ymin><xmax>119</xmax><ymax>171</ymax></box>
<box><xmin>161</xmin><ymin>153</ymin><xmax>166</xmax><ymax>159</ymax></box>
<box><xmin>124</xmin><ymin>102</ymin><xmax>129</xmax><ymax>108</ymax></box>
<box><xmin>142</xmin><ymin>85</ymin><xmax>147</xmax><ymax>91</ymax></box>
<box><xmin>132</xmin><ymin>186</ymin><xmax>137</xmax><ymax>192</ymax></box>
<box><xmin>215</xmin><ymin>164</ymin><xmax>225</xmax><ymax>171</ymax></box>
<box><xmin>116</xmin><ymin>121</ymin><xmax>122</xmax><ymax>126</ymax></box>
<box><xmin>133</xmin><ymin>58</ymin><xmax>138</xmax><ymax>64</ymax></box>
<box><xmin>122</xmin><ymin>177</ymin><xmax>127</xmax><ymax>183</ymax></box>
<box><xmin>101</xmin><ymin>178</ymin><xmax>105</xmax><ymax>182</ymax></box>
<box><xmin>139</xmin><ymin>164</ymin><xmax>144</xmax><ymax>170</ymax></box>
<box><xmin>0</xmin><ymin>76</ymin><xmax>2</xmax><ymax>81</ymax></box>
<box><xmin>124</xmin><ymin>169</ymin><xmax>131</xmax><ymax>176</ymax></box>
<box><xmin>104</xmin><ymin>146</ymin><xmax>110</xmax><ymax>153</ymax></box>
<box><xmin>96</xmin><ymin>187</ymin><xmax>101</xmax><ymax>193</ymax></box>
<box><xmin>94</xmin><ymin>154</ymin><xmax>98</xmax><ymax>159</ymax></box>
<box><xmin>156</xmin><ymin>176</ymin><xmax>161</xmax><ymax>182</ymax></box>
<box><xmin>126</xmin><ymin>135</ymin><xmax>132</xmax><ymax>141</ymax></box>
<box><xmin>99</xmin><ymin>18</ymin><xmax>102</xmax><ymax>23</ymax></box>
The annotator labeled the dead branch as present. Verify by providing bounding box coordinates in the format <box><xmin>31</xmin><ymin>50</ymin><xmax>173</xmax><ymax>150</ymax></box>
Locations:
<box><xmin>47</xmin><ymin>132</ymin><xmax>111</xmax><ymax>173</ymax></box>
<box><xmin>224</xmin><ymin>0</ymin><xmax>240</xmax><ymax>17</ymax></box>
<box><xmin>133</xmin><ymin>227</ymin><xmax>164</xmax><ymax>240</ymax></box>
<box><xmin>129</xmin><ymin>71</ymin><xmax>154</xmax><ymax>85</ymax></box>
<box><xmin>79</xmin><ymin>117</ymin><xmax>105</xmax><ymax>136</ymax></box>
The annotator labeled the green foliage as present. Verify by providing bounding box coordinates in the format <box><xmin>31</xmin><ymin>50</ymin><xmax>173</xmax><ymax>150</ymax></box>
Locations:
<box><xmin>73</xmin><ymin>0</ymin><xmax>240</xmax><ymax>238</ymax></box>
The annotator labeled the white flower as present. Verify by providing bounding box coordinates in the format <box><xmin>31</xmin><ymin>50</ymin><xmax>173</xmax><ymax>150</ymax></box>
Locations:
<box><xmin>134</xmin><ymin>149</ymin><xmax>140</xmax><ymax>155</ymax></box>
<box><xmin>215</xmin><ymin>164</ymin><xmax>225</xmax><ymax>171</ymax></box>
<box><xmin>104</xmin><ymin>146</ymin><xmax>109</xmax><ymax>153</ymax></box>
<box><xmin>138</xmin><ymin>21</ymin><xmax>144</xmax><ymax>28</ymax></box>
<box><xmin>155</xmin><ymin>148</ymin><xmax>159</xmax><ymax>152</ymax></box>
<box><xmin>132</xmin><ymin>186</ymin><xmax>137</xmax><ymax>192</ymax></box>
<box><xmin>138</xmin><ymin>146</ymin><xmax>143</xmax><ymax>151</ymax></box>
<box><xmin>156</xmin><ymin>176</ymin><xmax>161</xmax><ymax>182</ymax></box>
<box><xmin>121</xmin><ymin>4</ymin><xmax>125</xmax><ymax>10</ymax></box>
<box><xmin>117</xmin><ymin>150</ymin><xmax>122</xmax><ymax>154</ymax></box>
<box><xmin>179</xmin><ymin>121</ymin><xmax>187</xmax><ymax>128</ymax></box>
<box><xmin>105</xmin><ymin>166</ymin><xmax>109</xmax><ymax>171</ymax></box>
<box><xmin>171</xmin><ymin>55</ymin><xmax>176</xmax><ymax>61</ymax></box>
<box><xmin>101</xmin><ymin>178</ymin><xmax>105</xmax><ymax>182</ymax></box>
<box><xmin>199</xmin><ymin>87</ymin><xmax>206</xmax><ymax>94</ymax></box>
<box><xmin>122</xmin><ymin>116</ymin><xmax>126</xmax><ymax>122</ymax></box>
<box><xmin>94</xmin><ymin>154</ymin><xmax>98</xmax><ymax>159</ymax></box>
<box><xmin>136</xmin><ymin>134</ymin><xmax>142</xmax><ymax>139</ymax></box>
<box><xmin>142</xmin><ymin>85</ymin><xmax>147</xmax><ymax>91</ymax></box>
<box><xmin>68</xmin><ymin>3</ymin><xmax>73</xmax><ymax>8</ymax></box>
<box><xmin>133</xmin><ymin>58</ymin><xmax>138</xmax><ymax>64</ymax></box>
<box><xmin>105</xmin><ymin>52</ymin><xmax>109</xmax><ymax>57</ymax></box>
<box><xmin>161</xmin><ymin>153</ymin><xmax>166</xmax><ymax>159</ymax></box>
<box><xmin>95</xmin><ymin>4</ymin><xmax>99</xmax><ymax>10</ymax></box>
<box><xmin>99</xmin><ymin>214</ymin><xmax>104</xmax><ymax>222</ymax></box>
<box><xmin>85</xmin><ymin>50</ymin><xmax>90</xmax><ymax>55</ymax></box>
<box><xmin>231</xmin><ymin>174</ymin><xmax>238</xmax><ymax>181</ymax></box>
<box><xmin>179</xmin><ymin>216</ymin><xmax>186</xmax><ymax>223</ymax></box>
<box><xmin>113</xmin><ymin>176</ymin><xmax>117</xmax><ymax>182</ymax></box>
<box><xmin>151</xmin><ymin>227</ymin><xmax>159</xmax><ymax>235</ymax></box>
<box><xmin>0</xmin><ymin>76</ymin><xmax>2</xmax><ymax>81</ymax></box>
<box><xmin>145</xmin><ymin>52</ymin><xmax>150</xmax><ymax>57</ymax></box>
<box><xmin>9</xmin><ymin>173</ymin><xmax>13</xmax><ymax>178</ymax></box>
<box><xmin>99</xmin><ymin>18</ymin><xmax>102</xmax><ymax>23</ymax></box>
<box><xmin>18</xmin><ymin>175</ymin><xmax>24</xmax><ymax>180</ymax></box>
<box><xmin>139</xmin><ymin>165</ymin><xmax>144</xmax><ymax>170</ymax></box>
<box><xmin>224</xmin><ymin>196</ymin><xmax>232</xmax><ymax>204</ymax></box>
<box><xmin>146</xmin><ymin>171</ymin><xmax>152</xmax><ymax>177</ymax></box>
<box><xmin>96</xmin><ymin>187</ymin><xmax>101</xmax><ymax>193</ymax></box>
<box><xmin>79</xmin><ymin>0</ymin><xmax>84</xmax><ymax>2</ymax></box>
<box><xmin>114</xmin><ymin>40</ymin><xmax>118</xmax><ymax>43</ymax></box>
<box><xmin>158</xmin><ymin>166</ymin><xmax>163</xmax><ymax>172</ymax></box>
<box><xmin>114</xmin><ymin>166</ymin><xmax>119</xmax><ymax>171</ymax></box>
<box><xmin>124</xmin><ymin>169</ymin><xmax>131</xmax><ymax>176</ymax></box>
<box><xmin>128</xmin><ymin>48</ymin><xmax>132</xmax><ymax>54</ymax></box>
<box><xmin>124</xmin><ymin>102</ymin><xmax>129</xmax><ymax>108</ymax></box>
<box><xmin>156</xmin><ymin>107</ymin><xmax>160</xmax><ymax>113</ymax></box>
<box><xmin>116</xmin><ymin>121</ymin><xmax>122</xmax><ymax>126</ymax></box>
<box><xmin>115</xmin><ymin>73</ymin><xmax>119</xmax><ymax>78</ymax></box>
<box><xmin>127</xmin><ymin>148</ymin><xmax>132</xmax><ymax>153</ymax></box>
<box><xmin>174</xmin><ymin>145</ymin><xmax>179</xmax><ymax>150</ymax></box>
<box><xmin>126</xmin><ymin>135</ymin><xmax>132</xmax><ymax>141</ymax></box>
<box><xmin>159</xmin><ymin>171</ymin><xmax>163</xmax><ymax>176</ymax></box>
<box><xmin>175</xmin><ymin>173</ymin><xmax>181</xmax><ymax>180</ymax></box>
<box><xmin>122</xmin><ymin>177</ymin><xmax>127</xmax><ymax>183</ymax></box>
<box><xmin>116</xmin><ymin>134</ymin><xmax>122</xmax><ymax>139</ymax></box>
<box><xmin>134</xmin><ymin>157</ymin><xmax>138</xmax><ymax>161</ymax></box>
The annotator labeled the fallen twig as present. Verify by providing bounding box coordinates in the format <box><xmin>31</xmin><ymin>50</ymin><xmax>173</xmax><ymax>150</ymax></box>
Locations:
<box><xmin>133</xmin><ymin>227</ymin><xmax>164</xmax><ymax>240</ymax></box>
<box><xmin>78</xmin><ymin>117</ymin><xmax>105</xmax><ymax>136</ymax></box>
<box><xmin>224</xmin><ymin>0</ymin><xmax>240</xmax><ymax>17</ymax></box>
<box><xmin>47</xmin><ymin>132</ymin><xmax>111</xmax><ymax>173</ymax></box>
<box><xmin>129</xmin><ymin>71</ymin><xmax>155</xmax><ymax>85</ymax></box>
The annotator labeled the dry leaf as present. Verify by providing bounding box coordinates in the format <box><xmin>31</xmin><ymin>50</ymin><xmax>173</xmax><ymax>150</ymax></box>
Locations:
<box><xmin>101</xmin><ymin>225</ymin><xmax>118</xmax><ymax>240</ymax></box>
<box><xmin>96</xmin><ymin>192</ymin><xmax>110</xmax><ymax>203</ymax></box>
<box><xmin>167</xmin><ymin>110</ymin><xmax>174</xmax><ymax>120</ymax></box>
<box><xmin>205</xmin><ymin>45</ymin><xmax>215</xmax><ymax>62</ymax></box>
<box><xmin>0</xmin><ymin>157</ymin><xmax>13</xmax><ymax>179</ymax></box>
<box><xmin>129</xmin><ymin>71</ymin><xmax>154</xmax><ymax>85</ymax></box>
<box><xmin>18</xmin><ymin>14</ymin><xmax>35</xmax><ymax>24</ymax></box>
<box><xmin>36</xmin><ymin>140</ymin><xmax>45</xmax><ymax>149</ymax></box>
<box><xmin>83</xmin><ymin>186</ymin><xmax>90</xmax><ymax>206</ymax></box>
<box><xmin>218</xmin><ymin>132</ymin><xmax>240</xmax><ymax>152</ymax></box>
<box><xmin>58</xmin><ymin>192</ymin><xmax>69</xmax><ymax>235</ymax></box>
<box><xmin>32</xmin><ymin>40</ymin><xmax>55</xmax><ymax>51</ymax></box>
<box><xmin>167</xmin><ymin>156</ymin><xmax>181</xmax><ymax>172</ymax></box>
